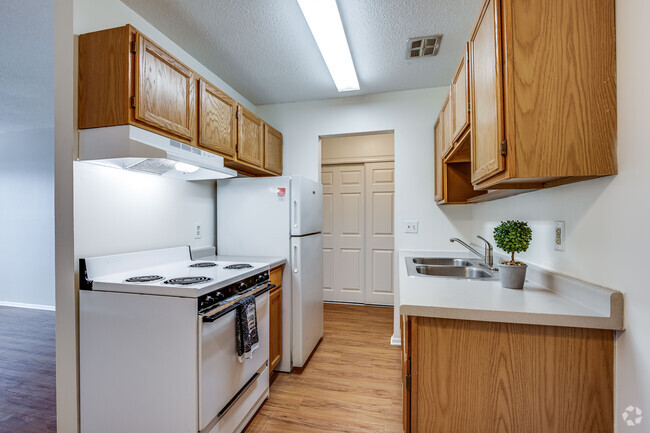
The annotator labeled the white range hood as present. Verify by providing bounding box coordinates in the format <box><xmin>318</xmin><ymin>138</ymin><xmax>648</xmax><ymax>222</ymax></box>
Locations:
<box><xmin>78</xmin><ymin>125</ymin><xmax>237</xmax><ymax>180</ymax></box>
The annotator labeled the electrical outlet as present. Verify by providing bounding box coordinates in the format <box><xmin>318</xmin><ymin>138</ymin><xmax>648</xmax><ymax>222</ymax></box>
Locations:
<box><xmin>554</xmin><ymin>221</ymin><xmax>565</xmax><ymax>251</ymax></box>
<box><xmin>404</xmin><ymin>220</ymin><xmax>419</xmax><ymax>234</ymax></box>
<box><xmin>194</xmin><ymin>222</ymin><xmax>202</xmax><ymax>239</ymax></box>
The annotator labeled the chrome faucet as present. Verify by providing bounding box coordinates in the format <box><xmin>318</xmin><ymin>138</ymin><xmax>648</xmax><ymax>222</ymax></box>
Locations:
<box><xmin>450</xmin><ymin>236</ymin><xmax>496</xmax><ymax>270</ymax></box>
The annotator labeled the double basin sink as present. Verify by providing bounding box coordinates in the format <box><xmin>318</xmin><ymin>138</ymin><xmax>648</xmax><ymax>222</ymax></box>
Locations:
<box><xmin>405</xmin><ymin>257</ymin><xmax>498</xmax><ymax>280</ymax></box>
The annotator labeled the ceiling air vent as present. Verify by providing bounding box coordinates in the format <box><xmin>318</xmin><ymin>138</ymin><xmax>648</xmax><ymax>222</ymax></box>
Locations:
<box><xmin>406</xmin><ymin>35</ymin><xmax>442</xmax><ymax>59</ymax></box>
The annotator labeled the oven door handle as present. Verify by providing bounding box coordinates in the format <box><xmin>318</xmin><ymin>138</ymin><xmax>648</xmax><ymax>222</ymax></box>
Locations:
<box><xmin>200</xmin><ymin>283</ymin><xmax>275</xmax><ymax>323</ymax></box>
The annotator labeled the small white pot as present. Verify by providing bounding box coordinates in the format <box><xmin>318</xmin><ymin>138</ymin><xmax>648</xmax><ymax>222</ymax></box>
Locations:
<box><xmin>498</xmin><ymin>263</ymin><xmax>527</xmax><ymax>289</ymax></box>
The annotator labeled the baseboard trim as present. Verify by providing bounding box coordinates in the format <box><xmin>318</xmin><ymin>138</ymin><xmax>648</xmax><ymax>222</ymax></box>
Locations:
<box><xmin>390</xmin><ymin>334</ymin><xmax>401</xmax><ymax>346</ymax></box>
<box><xmin>0</xmin><ymin>301</ymin><xmax>55</xmax><ymax>311</ymax></box>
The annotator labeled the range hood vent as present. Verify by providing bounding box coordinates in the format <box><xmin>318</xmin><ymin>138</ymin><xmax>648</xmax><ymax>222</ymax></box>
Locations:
<box><xmin>78</xmin><ymin>126</ymin><xmax>237</xmax><ymax>180</ymax></box>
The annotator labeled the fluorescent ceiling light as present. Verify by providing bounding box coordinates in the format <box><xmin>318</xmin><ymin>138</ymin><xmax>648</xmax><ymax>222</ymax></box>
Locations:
<box><xmin>297</xmin><ymin>0</ymin><xmax>360</xmax><ymax>92</ymax></box>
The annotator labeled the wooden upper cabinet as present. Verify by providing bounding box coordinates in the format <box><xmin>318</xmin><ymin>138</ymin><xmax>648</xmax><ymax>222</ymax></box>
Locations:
<box><xmin>468</xmin><ymin>0</ymin><xmax>616</xmax><ymax>190</ymax></box>
<box><xmin>434</xmin><ymin>116</ymin><xmax>444</xmax><ymax>202</ymax></box>
<box><xmin>263</xmin><ymin>123</ymin><xmax>283</xmax><ymax>175</ymax></box>
<box><xmin>198</xmin><ymin>79</ymin><xmax>237</xmax><ymax>157</ymax></box>
<box><xmin>78</xmin><ymin>25</ymin><xmax>285</xmax><ymax>177</ymax></box>
<box><xmin>78</xmin><ymin>25</ymin><xmax>196</xmax><ymax>143</ymax></box>
<box><xmin>451</xmin><ymin>46</ymin><xmax>470</xmax><ymax>143</ymax></box>
<box><xmin>440</xmin><ymin>93</ymin><xmax>453</xmax><ymax>157</ymax></box>
<box><xmin>469</xmin><ymin>0</ymin><xmax>505</xmax><ymax>185</ymax></box>
<box><xmin>135</xmin><ymin>34</ymin><xmax>195</xmax><ymax>141</ymax></box>
<box><xmin>237</xmin><ymin>106</ymin><xmax>264</xmax><ymax>167</ymax></box>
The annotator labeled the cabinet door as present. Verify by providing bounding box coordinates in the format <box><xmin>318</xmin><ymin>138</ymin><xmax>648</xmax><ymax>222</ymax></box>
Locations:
<box><xmin>263</xmin><ymin>123</ymin><xmax>283</xmax><ymax>175</ymax></box>
<box><xmin>135</xmin><ymin>34</ymin><xmax>195</xmax><ymax>140</ymax></box>
<box><xmin>434</xmin><ymin>116</ymin><xmax>444</xmax><ymax>202</ymax></box>
<box><xmin>469</xmin><ymin>0</ymin><xmax>506</xmax><ymax>183</ymax></box>
<box><xmin>269</xmin><ymin>286</ymin><xmax>282</xmax><ymax>372</ymax></box>
<box><xmin>401</xmin><ymin>316</ymin><xmax>412</xmax><ymax>433</ymax></box>
<box><xmin>237</xmin><ymin>106</ymin><xmax>263</xmax><ymax>167</ymax></box>
<box><xmin>198</xmin><ymin>79</ymin><xmax>237</xmax><ymax>157</ymax></box>
<box><xmin>441</xmin><ymin>93</ymin><xmax>453</xmax><ymax>157</ymax></box>
<box><xmin>452</xmin><ymin>47</ymin><xmax>470</xmax><ymax>142</ymax></box>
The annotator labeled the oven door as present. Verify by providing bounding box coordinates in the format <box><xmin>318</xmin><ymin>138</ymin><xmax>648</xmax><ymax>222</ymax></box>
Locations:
<box><xmin>198</xmin><ymin>290</ymin><xmax>270</xmax><ymax>432</ymax></box>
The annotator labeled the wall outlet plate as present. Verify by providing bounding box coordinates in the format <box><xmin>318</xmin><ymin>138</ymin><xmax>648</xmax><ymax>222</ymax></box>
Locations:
<box><xmin>194</xmin><ymin>222</ymin><xmax>202</xmax><ymax>239</ymax></box>
<box><xmin>554</xmin><ymin>221</ymin><xmax>565</xmax><ymax>251</ymax></box>
<box><xmin>404</xmin><ymin>220</ymin><xmax>419</xmax><ymax>234</ymax></box>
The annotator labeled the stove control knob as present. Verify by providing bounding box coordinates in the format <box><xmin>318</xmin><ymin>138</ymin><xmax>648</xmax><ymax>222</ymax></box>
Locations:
<box><xmin>214</xmin><ymin>292</ymin><xmax>225</xmax><ymax>301</ymax></box>
<box><xmin>237</xmin><ymin>282</ymin><xmax>247</xmax><ymax>292</ymax></box>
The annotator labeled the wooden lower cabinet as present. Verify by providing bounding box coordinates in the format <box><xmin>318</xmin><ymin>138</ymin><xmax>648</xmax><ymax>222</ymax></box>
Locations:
<box><xmin>269</xmin><ymin>266</ymin><xmax>283</xmax><ymax>372</ymax></box>
<box><xmin>401</xmin><ymin>316</ymin><xmax>614</xmax><ymax>433</ymax></box>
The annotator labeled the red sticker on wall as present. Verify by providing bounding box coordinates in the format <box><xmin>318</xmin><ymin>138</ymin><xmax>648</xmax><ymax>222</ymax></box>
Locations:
<box><xmin>277</xmin><ymin>188</ymin><xmax>286</xmax><ymax>196</ymax></box>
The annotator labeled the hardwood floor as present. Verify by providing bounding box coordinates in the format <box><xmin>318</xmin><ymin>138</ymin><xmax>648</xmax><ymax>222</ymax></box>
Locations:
<box><xmin>245</xmin><ymin>303</ymin><xmax>403</xmax><ymax>433</ymax></box>
<box><xmin>0</xmin><ymin>306</ymin><xmax>56</xmax><ymax>433</ymax></box>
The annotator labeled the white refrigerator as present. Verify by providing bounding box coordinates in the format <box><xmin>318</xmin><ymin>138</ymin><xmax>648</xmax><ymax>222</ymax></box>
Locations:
<box><xmin>217</xmin><ymin>176</ymin><xmax>323</xmax><ymax>372</ymax></box>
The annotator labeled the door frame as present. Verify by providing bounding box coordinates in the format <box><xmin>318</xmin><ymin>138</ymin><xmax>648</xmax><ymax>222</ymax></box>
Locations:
<box><xmin>319</xmin><ymin>131</ymin><xmax>395</xmax><ymax>306</ymax></box>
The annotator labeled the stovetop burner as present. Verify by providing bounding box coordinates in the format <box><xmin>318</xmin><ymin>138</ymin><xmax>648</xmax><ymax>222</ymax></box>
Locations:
<box><xmin>163</xmin><ymin>276</ymin><xmax>213</xmax><ymax>286</ymax></box>
<box><xmin>223</xmin><ymin>264</ymin><xmax>253</xmax><ymax>270</ymax></box>
<box><xmin>189</xmin><ymin>262</ymin><xmax>217</xmax><ymax>268</ymax></box>
<box><xmin>125</xmin><ymin>275</ymin><xmax>164</xmax><ymax>283</ymax></box>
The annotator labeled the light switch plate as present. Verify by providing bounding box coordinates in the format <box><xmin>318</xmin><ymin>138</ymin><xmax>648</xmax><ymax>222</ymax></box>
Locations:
<box><xmin>554</xmin><ymin>221</ymin><xmax>565</xmax><ymax>251</ymax></box>
<box><xmin>404</xmin><ymin>220</ymin><xmax>419</xmax><ymax>234</ymax></box>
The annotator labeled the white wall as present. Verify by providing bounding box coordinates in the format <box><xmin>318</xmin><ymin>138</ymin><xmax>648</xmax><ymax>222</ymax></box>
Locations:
<box><xmin>471</xmin><ymin>0</ymin><xmax>649</xmax><ymax>429</ymax></box>
<box><xmin>74</xmin><ymin>162</ymin><xmax>216</xmax><ymax>258</ymax></box>
<box><xmin>0</xmin><ymin>128</ymin><xmax>55</xmax><ymax>308</ymax></box>
<box><xmin>54</xmin><ymin>0</ymin><xmax>77</xmax><ymax>430</ymax></box>
<box><xmin>258</xmin><ymin>88</ymin><xmax>474</xmax><ymax>339</ymax></box>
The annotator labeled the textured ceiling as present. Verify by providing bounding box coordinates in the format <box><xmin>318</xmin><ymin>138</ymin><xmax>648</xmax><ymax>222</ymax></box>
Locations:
<box><xmin>121</xmin><ymin>0</ymin><xmax>484</xmax><ymax>105</ymax></box>
<box><xmin>0</xmin><ymin>0</ymin><xmax>54</xmax><ymax>133</ymax></box>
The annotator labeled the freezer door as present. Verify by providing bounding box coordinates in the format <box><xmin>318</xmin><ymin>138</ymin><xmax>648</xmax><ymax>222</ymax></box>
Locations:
<box><xmin>217</xmin><ymin>176</ymin><xmax>291</xmax><ymax>258</ymax></box>
<box><xmin>290</xmin><ymin>176</ymin><xmax>323</xmax><ymax>236</ymax></box>
<box><xmin>290</xmin><ymin>233</ymin><xmax>324</xmax><ymax>367</ymax></box>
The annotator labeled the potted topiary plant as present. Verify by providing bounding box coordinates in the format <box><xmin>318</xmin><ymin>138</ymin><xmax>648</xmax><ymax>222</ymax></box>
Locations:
<box><xmin>493</xmin><ymin>220</ymin><xmax>532</xmax><ymax>289</ymax></box>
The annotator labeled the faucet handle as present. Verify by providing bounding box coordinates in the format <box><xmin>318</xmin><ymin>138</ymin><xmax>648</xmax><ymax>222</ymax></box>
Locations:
<box><xmin>476</xmin><ymin>235</ymin><xmax>491</xmax><ymax>247</ymax></box>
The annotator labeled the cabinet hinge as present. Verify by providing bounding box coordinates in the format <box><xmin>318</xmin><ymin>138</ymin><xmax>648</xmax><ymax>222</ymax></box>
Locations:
<box><xmin>130</xmin><ymin>41</ymin><xmax>136</xmax><ymax>54</ymax></box>
<box><xmin>500</xmin><ymin>140</ymin><xmax>507</xmax><ymax>156</ymax></box>
<box><xmin>405</xmin><ymin>374</ymin><xmax>411</xmax><ymax>391</ymax></box>
<box><xmin>130</xmin><ymin>96</ymin><xmax>136</xmax><ymax>109</ymax></box>
<box><xmin>235</xmin><ymin>144</ymin><xmax>239</xmax><ymax>153</ymax></box>
<box><xmin>467</xmin><ymin>102</ymin><xmax>471</xmax><ymax>113</ymax></box>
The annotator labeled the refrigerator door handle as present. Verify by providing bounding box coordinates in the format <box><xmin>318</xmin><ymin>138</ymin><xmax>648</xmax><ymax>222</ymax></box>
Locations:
<box><xmin>292</xmin><ymin>199</ymin><xmax>299</xmax><ymax>230</ymax></box>
<box><xmin>292</xmin><ymin>244</ymin><xmax>299</xmax><ymax>273</ymax></box>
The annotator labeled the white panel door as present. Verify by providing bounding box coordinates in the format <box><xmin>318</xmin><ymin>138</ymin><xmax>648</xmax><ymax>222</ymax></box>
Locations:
<box><xmin>321</xmin><ymin>165</ymin><xmax>365</xmax><ymax>303</ymax></box>
<box><xmin>364</xmin><ymin>162</ymin><xmax>395</xmax><ymax>305</ymax></box>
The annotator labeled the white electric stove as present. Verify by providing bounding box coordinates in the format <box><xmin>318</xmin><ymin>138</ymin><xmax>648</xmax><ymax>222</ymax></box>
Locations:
<box><xmin>80</xmin><ymin>246</ymin><xmax>273</xmax><ymax>433</ymax></box>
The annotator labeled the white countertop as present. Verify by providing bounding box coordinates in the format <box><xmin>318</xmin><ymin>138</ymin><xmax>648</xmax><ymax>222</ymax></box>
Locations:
<box><xmin>202</xmin><ymin>254</ymin><xmax>286</xmax><ymax>270</ymax></box>
<box><xmin>191</xmin><ymin>246</ymin><xmax>286</xmax><ymax>270</ymax></box>
<box><xmin>399</xmin><ymin>249</ymin><xmax>624</xmax><ymax>330</ymax></box>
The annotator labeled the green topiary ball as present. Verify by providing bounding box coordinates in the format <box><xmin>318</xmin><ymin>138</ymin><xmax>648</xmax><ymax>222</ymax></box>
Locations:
<box><xmin>493</xmin><ymin>220</ymin><xmax>532</xmax><ymax>263</ymax></box>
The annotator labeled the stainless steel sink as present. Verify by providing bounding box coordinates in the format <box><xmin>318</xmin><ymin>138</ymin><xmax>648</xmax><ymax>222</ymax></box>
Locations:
<box><xmin>405</xmin><ymin>256</ymin><xmax>498</xmax><ymax>280</ymax></box>
<box><xmin>414</xmin><ymin>265</ymin><xmax>493</xmax><ymax>279</ymax></box>
<box><xmin>412</xmin><ymin>257</ymin><xmax>474</xmax><ymax>267</ymax></box>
